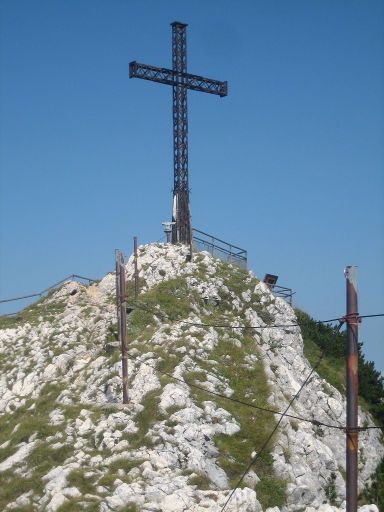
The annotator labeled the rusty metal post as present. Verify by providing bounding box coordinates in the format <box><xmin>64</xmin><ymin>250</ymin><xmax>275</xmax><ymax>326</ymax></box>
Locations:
<box><xmin>116</xmin><ymin>251</ymin><xmax>129</xmax><ymax>404</ymax></box>
<box><xmin>345</xmin><ymin>266</ymin><xmax>359</xmax><ymax>512</ymax></box>
<box><xmin>134</xmin><ymin>236</ymin><xmax>139</xmax><ymax>299</ymax></box>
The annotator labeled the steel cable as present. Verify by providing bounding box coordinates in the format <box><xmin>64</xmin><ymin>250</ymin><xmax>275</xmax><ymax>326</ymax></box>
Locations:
<box><xmin>125</xmin><ymin>351</ymin><xmax>382</xmax><ymax>432</ymax></box>
<box><xmin>219</xmin><ymin>349</ymin><xmax>326</xmax><ymax>511</ymax></box>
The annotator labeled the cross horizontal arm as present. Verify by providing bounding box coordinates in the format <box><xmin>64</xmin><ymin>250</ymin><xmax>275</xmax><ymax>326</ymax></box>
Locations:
<box><xmin>129</xmin><ymin>61</ymin><xmax>228</xmax><ymax>97</ymax></box>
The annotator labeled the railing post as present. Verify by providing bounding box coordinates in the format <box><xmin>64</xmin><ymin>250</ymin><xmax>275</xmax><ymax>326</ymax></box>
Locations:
<box><xmin>116</xmin><ymin>250</ymin><xmax>129</xmax><ymax>404</ymax></box>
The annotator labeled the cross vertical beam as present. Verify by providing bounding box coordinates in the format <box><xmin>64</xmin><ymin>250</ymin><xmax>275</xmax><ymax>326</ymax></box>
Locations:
<box><xmin>172</xmin><ymin>22</ymin><xmax>190</xmax><ymax>244</ymax></box>
<box><xmin>129</xmin><ymin>22</ymin><xmax>227</xmax><ymax>246</ymax></box>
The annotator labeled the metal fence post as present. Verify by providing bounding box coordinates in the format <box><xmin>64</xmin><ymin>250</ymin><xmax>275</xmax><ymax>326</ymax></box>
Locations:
<box><xmin>116</xmin><ymin>251</ymin><xmax>129</xmax><ymax>404</ymax></box>
<box><xmin>345</xmin><ymin>266</ymin><xmax>359</xmax><ymax>512</ymax></box>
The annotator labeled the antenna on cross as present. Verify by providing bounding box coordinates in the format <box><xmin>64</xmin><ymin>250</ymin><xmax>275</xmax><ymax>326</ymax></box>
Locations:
<box><xmin>129</xmin><ymin>22</ymin><xmax>228</xmax><ymax>245</ymax></box>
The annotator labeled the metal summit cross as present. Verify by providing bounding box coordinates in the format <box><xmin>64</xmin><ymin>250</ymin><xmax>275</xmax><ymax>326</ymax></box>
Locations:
<box><xmin>129</xmin><ymin>21</ymin><xmax>228</xmax><ymax>245</ymax></box>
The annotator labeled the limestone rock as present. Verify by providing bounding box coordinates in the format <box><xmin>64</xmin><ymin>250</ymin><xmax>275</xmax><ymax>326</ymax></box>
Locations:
<box><xmin>0</xmin><ymin>243</ymin><xmax>381</xmax><ymax>512</ymax></box>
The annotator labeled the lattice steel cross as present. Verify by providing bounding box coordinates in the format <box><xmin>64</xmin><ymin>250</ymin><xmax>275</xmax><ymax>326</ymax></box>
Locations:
<box><xmin>129</xmin><ymin>21</ymin><xmax>228</xmax><ymax>245</ymax></box>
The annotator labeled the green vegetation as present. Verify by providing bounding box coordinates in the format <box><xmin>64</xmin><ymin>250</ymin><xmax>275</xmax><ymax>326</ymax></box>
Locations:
<box><xmin>360</xmin><ymin>457</ymin><xmax>384</xmax><ymax>510</ymax></box>
<box><xmin>296</xmin><ymin>310</ymin><xmax>384</xmax><ymax>508</ymax></box>
<box><xmin>81</xmin><ymin>306</ymin><xmax>94</xmax><ymax>317</ymax></box>
<box><xmin>252</xmin><ymin>301</ymin><xmax>274</xmax><ymax>326</ymax></box>
<box><xmin>0</xmin><ymin>469</ymin><xmax>36</xmax><ymax>510</ymax></box>
<box><xmin>98</xmin><ymin>458</ymin><xmax>144</xmax><ymax>487</ymax></box>
<box><xmin>126</xmin><ymin>276</ymin><xmax>202</xmax><ymax>340</ymax></box>
<box><xmin>120</xmin><ymin>505</ymin><xmax>139</xmax><ymax>512</ymax></box>
<box><xmin>122</xmin><ymin>275</ymin><xmax>206</xmax><ymax>367</ymax></box>
<box><xmin>120</xmin><ymin>261</ymin><xmax>286</xmax><ymax>507</ymax></box>
<box><xmin>256</xmin><ymin>473</ymin><xmax>287</xmax><ymax>509</ymax></box>
<box><xmin>187</xmin><ymin>472</ymin><xmax>211</xmax><ymax>489</ymax></box>
<box><xmin>0</xmin><ymin>383</ymin><xmax>70</xmax><ymax>509</ymax></box>
<box><xmin>186</xmin><ymin>330</ymin><xmax>286</xmax><ymax>508</ymax></box>
<box><xmin>123</xmin><ymin>389</ymin><xmax>164</xmax><ymax>449</ymax></box>
<box><xmin>126</xmin><ymin>277</ymin><xmax>146</xmax><ymax>298</ymax></box>
<box><xmin>0</xmin><ymin>291</ymin><xmax>66</xmax><ymax>329</ymax></box>
<box><xmin>0</xmin><ymin>383</ymin><xmax>62</xmax><ymax>459</ymax></box>
<box><xmin>296</xmin><ymin>310</ymin><xmax>384</xmax><ymax>426</ymax></box>
<box><xmin>67</xmin><ymin>468</ymin><xmax>95</xmax><ymax>494</ymax></box>
<box><xmin>0</xmin><ymin>352</ymin><xmax>17</xmax><ymax>374</ymax></box>
<box><xmin>13</xmin><ymin>257</ymin><xmax>384</xmax><ymax>509</ymax></box>
<box><xmin>115</xmin><ymin>258</ymin><xmax>284</xmax><ymax>505</ymax></box>
<box><xmin>324</xmin><ymin>471</ymin><xmax>337</xmax><ymax>505</ymax></box>
<box><xmin>27</xmin><ymin>442</ymin><xmax>73</xmax><ymax>482</ymax></box>
<box><xmin>57</xmin><ymin>499</ymin><xmax>100</xmax><ymax>511</ymax></box>
<box><xmin>214</xmin><ymin>262</ymin><xmax>254</xmax><ymax>297</ymax></box>
<box><xmin>207</xmin><ymin>263</ymin><xmax>256</xmax><ymax>315</ymax></box>
<box><xmin>0</xmin><ymin>384</ymin><xmax>142</xmax><ymax>509</ymax></box>
<box><xmin>205</xmin><ymin>261</ymin><xmax>275</xmax><ymax>324</ymax></box>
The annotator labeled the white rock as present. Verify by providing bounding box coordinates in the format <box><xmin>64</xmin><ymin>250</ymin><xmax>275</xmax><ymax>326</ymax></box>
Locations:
<box><xmin>49</xmin><ymin>408</ymin><xmax>65</xmax><ymax>425</ymax></box>
<box><xmin>161</xmin><ymin>493</ymin><xmax>189</xmax><ymax>512</ymax></box>
<box><xmin>224</xmin><ymin>487</ymin><xmax>262</xmax><ymax>512</ymax></box>
<box><xmin>62</xmin><ymin>486</ymin><xmax>81</xmax><ymax>498</ymax></box>
<box><xmin>46</xmin><ymin>493</ymin><xmax>67</xmax><ymax>512</ymax></box>
<box><xmin>159</xmin><ymin>383</ymin><xmax>190</xmax><ymax>411</ymax></box>
<box><xmin>105</xmin><ymin>482</ymin><xmax>145</xmax><ymax>509</ymax></box>
<box><xmin>0</xmin><ymin>441</ymin><xmax>37</xmax><ymax>472</ymax></box>
<box><xmin>0</xmin><ymin>243</ymin><xmax>382</xmax><ymax>512</ymax></box>
<box><xmin>5</xmin><ymin>490</ymin><xmax>33</xmax><ymax>510</ymax></box>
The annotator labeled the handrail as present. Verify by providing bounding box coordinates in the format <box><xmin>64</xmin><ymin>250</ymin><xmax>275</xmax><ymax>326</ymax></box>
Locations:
<box><xmin>192</xmin><ymin>228</ymin><xmax>246</xmax><ymax>254</ymax></box>
<box><xmin>270</xmin><ymin>285</ymin><xmax>295</xmax><ymax>305</ymax></box>
<box><xmin>192</xmin><ymin>228</ymin><xmax>247</xmax><ymax>269</ymax></box>
<box><xmin>0</xmin><ymin>274</ymin><xmax>96</xmax><ymax>305</ymax></box>
<box><xmin>192</xmin><ymin>235</ymin><xmax>246</xmax><ymax>259</ymax></box>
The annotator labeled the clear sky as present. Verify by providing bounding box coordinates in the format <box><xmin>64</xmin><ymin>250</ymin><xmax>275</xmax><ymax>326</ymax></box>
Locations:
<box><xmin>1</xmin><ymin>1</ymin><xmax>383</xmax><ymax>371</ymax></box>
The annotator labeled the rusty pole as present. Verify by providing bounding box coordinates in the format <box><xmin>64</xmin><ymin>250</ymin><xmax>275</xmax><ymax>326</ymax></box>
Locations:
<box><xmin>134</xmin><ymin>236</ymin><xmax>139</xmax><ymax>299</ymax></box>
<box><xmin>345</xmin><ymin>266</ymin><xmax>359</xmax><ymax>512</ymax></box>
<box><xmin>116</xmin><ymin>251</ymin><xmax>129</xmax><ymax>404</ymax></box>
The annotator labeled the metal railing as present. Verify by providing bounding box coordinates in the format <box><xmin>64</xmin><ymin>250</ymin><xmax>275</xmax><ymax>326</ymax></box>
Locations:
<box><xmin>0</xmin><ymin>274</ymin><xmax>97</xmax><ymax>316</ymax></box>
<box><xmin>270</xmin><ymin>285</ymin><xmax>295</xmax><ymax>305</ymax></box>
<box><xmin>192</xmin><ymin>228</ymin><xmax>247</xmax><ymax>269</ymax></box>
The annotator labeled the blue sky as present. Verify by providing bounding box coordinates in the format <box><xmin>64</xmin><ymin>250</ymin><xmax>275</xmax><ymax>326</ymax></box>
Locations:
<box><xmin>1</xmin><ymin>1</ymin><xmax>383</xmax><ymax>371</ymax></box>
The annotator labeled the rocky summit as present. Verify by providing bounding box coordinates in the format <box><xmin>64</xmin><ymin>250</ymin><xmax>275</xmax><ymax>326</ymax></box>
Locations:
<box><xmin>0</xmin><ymin>243</ymin><xmax>382</xmax><ymax>512</ymax></box>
